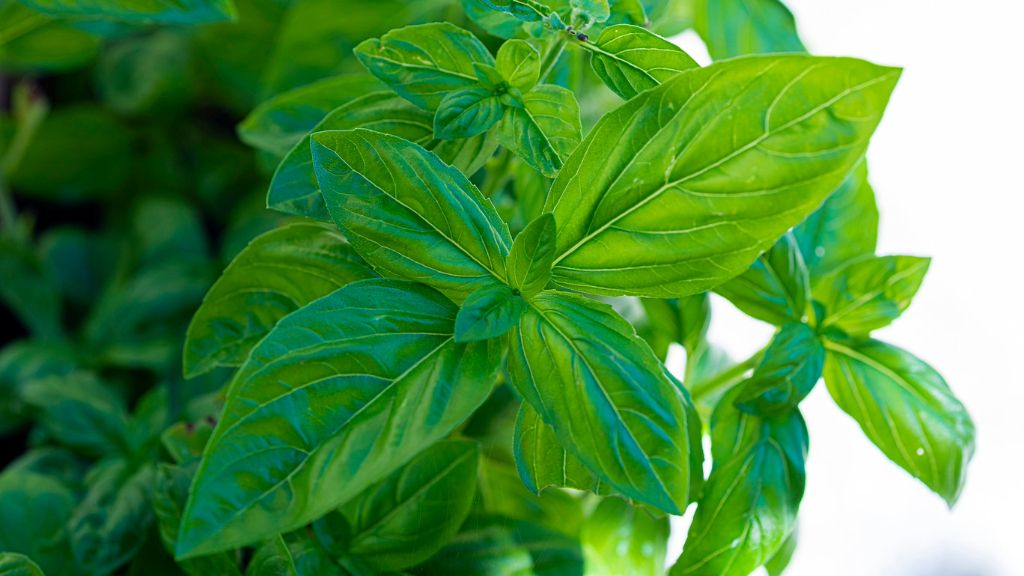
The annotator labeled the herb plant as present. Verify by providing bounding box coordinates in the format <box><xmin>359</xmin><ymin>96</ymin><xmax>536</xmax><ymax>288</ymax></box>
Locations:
<box><xmin>0</xmin><ymin>0</ymin><xmax>975</xmax><ymax>574</ymax></box>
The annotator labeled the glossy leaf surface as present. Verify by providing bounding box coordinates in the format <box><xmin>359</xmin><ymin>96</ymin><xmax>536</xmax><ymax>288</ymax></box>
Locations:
<box><xmin>735</xmin><ymin>323</ymin><xmax>824</xmax><ymax>416</ymax></box>
<box><xmin>818</xmin><ymin>255</ymin><xmax>930</xmax><ymax>336</ymax></box>
<box><xmin>497</xmin><ymin>39</ymin><xmax>541</xmax><ymax>92</ymax></box>
<box><xmin>455</xmin><ymin>284</ymin><xmax>526</xmax><ymax>342</ymax></box>
<box><xmin>507</xmin><ymin>212</ymin><xmax>557</xmax><ymax>297</ymax></box>
<box><xmin>588</xmin><ymin>24</ymin><xmax>699</xmax><ymax>100</ymax></box>
<box><xmin>715</xmin><ymin>232</ymin><xmax>810</xmax><ymax>326</ymax></box>
<box><xmin>513</xmin><ymin>403</ymin><xmax>602</xmax><ymax>494</ymax></box>
<box><xmin>497</xmin><ymin>84</ymin><xmax>582</xmax><ymax>178</ymax></box>
<box><xmin>434</xmin><ymin>87</ymin><xmax>505</xmax><ymax>140</ymax></box>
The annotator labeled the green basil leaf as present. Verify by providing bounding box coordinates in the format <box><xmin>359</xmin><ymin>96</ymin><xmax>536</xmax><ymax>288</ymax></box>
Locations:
<box><xmin>312</xmin><ymin>128</ymin><xmax>512</xmax><ymax>304</ymax></box>
<box><xmin>508</xmin><ymin>291</ymin><xmax>694</xmax><ymax>514</ymax></box>
<box><xmin>238</xmin><ymin>74</ymin><xmax>384</xmax><ymax>155</ymax></box>
<box><xmin>607</xmin><ymin>0</ymin><xmax>648</xmax><ymax>26</ymax></box>
<box><xmin>573</xmin><ymin>0</ymin><xmax>610</xmax><ymax>22</ymax></box>
<box><xmin>355</xmin><ymin>23</ymin><xmax>495</xmax><ymax>111</ymax></box>
<box><xmin>823</xmin><ymin>339</ymin><xmax>975</xmax><ymax>505</ymax></box>
<box><xmin>637</xmin><ymin>293</ymin><xmax>710</xmax><ymax>363</ymax></box>
<box><xmin>513</xmin><ymin>403</ymin><xmax>603</xmax><ymax>494</ymax></box>
<box><xmin>0</xmin><ymin>236</ymin><xmax>62</xmax><ymax>340</ymax></box>
<box><xmin>0</xmin><ymin>2</ymin><xmax>100</xmax><ymax>72</ymax></box>
<box><xmin>176</xmin><ymin>279</ymin><xmax>504</xmax><ymax>557</ymax></box>
<box><xmin>96</xmin><ymin>30</ymin><xmax>192</xmax><ymax>116</ymax></box>
<box><xmin>462</xmin><ymin>0</ymin><xmax>532</xmax><ymax>39</ymax></box>
<box><xmin>497</xmin><ymin>84</ymin><xmax>581</xmax><ymax>178</ymax></box>
<box><xmin>544</xmin><ymin>55</ymin><xmax>899</xmax><ymax>297</ymax></box>
<box><xmin>434</xmin><ymin>87</ymin><xmax>505</xmax><ymax>140</ymax></box>
<box><xmin>0</xmin><ymin>341</ymin><xmax>78</xmax><ymax>435</ymax></box>
<box><xmin>456</xmin><ymin>284</ymin><xmax>527</xmax><ymax>342</ymax></box>
<box><xmin>340</xmin><ymin>440</ymin><xmax>479</xmax><ymax>570</ymax></box>
<box><xmin>765</xmin><ymin>528</ymin><xmax>798</xmax><ymax>576</ymax></box>
<box><xmin>183</xmin><ymin>222</ymin><xmax>376</xmax><ymax>378</ymax></box>
<box><xmin>497</xmin><ymin>39</ymin><xmax>541</xmax><ymax>92</ymax></box>
<box><xmin>735</xmin><ymin>322</ymin><xmax>824</xmax><ymax>416</ymax></box>
<box><xmin>39</xmin><ymin>227</ymin><xmax>117</xmax><ymax>308</ymax></box>
<box><xmin>818</xmin><ymin>255</ymin><xmax>930</xmax><ymax>336</ymax></box>
<box><xmin>0</xmin><ymin>553</ymin><xmax>44</xmax><ymax>576</ymax></box>
<box><xmin>794</xmin><ymin>159</ymin><xmax>878</xmax><ymax>277</ymax></box>
<box><xmin>582</xmin><ymin>498</ymin><xmax>669</xmax><ymax>576</ymax></box>
<box><xmin>507</xmin><ymin>212</ymin><xmax>557</xmax><ymax>297</ymax></box>
<box><xmin>0</xmin><ymin>469</ymin><xmax>76</xmax><ymax>576</ymax></box>
<box><xmin>672</xmin><ymin>392</ymin><xmax>807</xmax><ymax>576</ymax></box>
<box><xmin>694</xmin><ymin>0</ymin><xmax>804</xmax><ymax>60</ymax></box>
<box><xmin>21</xmin><ymin>373</ymin><xmax>129</xmax><ymax>457</ymax></box>
<box><xmin>17</xmin><ymin>0</ymin><xmax>235</xmax><ymax>24</ymax></box>
<box><xmin>246</xmin><ymin>535</ymin><xmax>343</xmax><ymax>576</ymax></box>
<box><xmin>472</xmin><ymin>0</ymin><xmax>555</xmax><ymax>23</ymax></box>
<box><xmin>715</xmin><ymin>231</ymin><xmax>811</xmax><ymax>326</ymax></box>
<box><xmin>476</xmin><ymin>455</ymin><xmax>587</xmax><ymax>537</ymax></box>
<box><xmin>587</xmin><ymin>24</ymin><xmax>698</xmax><ymax>100</ymax></box>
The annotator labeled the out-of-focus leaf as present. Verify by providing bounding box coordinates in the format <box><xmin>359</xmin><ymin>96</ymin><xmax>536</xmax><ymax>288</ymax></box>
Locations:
<box><xmin>0</xmin><ymin>553</ymin><xmax>44</xmax><ymax>576</ymax></box>
<box><xmin>21</xmin><ymin>373</ymin><xmax>129</xmax><ymax>457</ymax></box>
<box><xmin>19</xmin><ymin>0</ymin><xmax>236</xmax><ymax>24</ymax></box>
<box><xmin>0</xmin><ymin>2</ymin><xmax>100</xmax><ymax>72</ymax></box>
<box><xmin>638</xmin><ymin>293</ymin><xmax>710</xmax><ymax>363</ymax></box>
<box><xmin>582</xmin><ymin>498</ymin><xmax>669</xmax><ymax>576</ymax></box>
<box><xmin>0</xmin><ymin>236</ymin><xmax>62</xmax><ymax>339</ymax></box>
<box><xmin>39</xmin><ymin>227</ymin><xmax>117</xmax><ymax>307</ymax></box>
<box><xmin>765</xmin><ymin>528</ymin><xmax>798</xmax><ymax>575</ymax></box>
<box><xmin>476</xmin><ymin>456</ymin><xmax>586</xmax><ymax>538</ymax></box>
<box><xmin>96</xmin><ymin>30</ymin><xmax>193</xmax><ymax>114</ymax></box>
<box><xmin>0</xmin><ymin>469</ymin><xmax>76</xmax><ymax>576</ymax></box>
<box><xmin>0</xmin><ymin>341</ymin><xmax>78</xmax><ymax>435</ymax></box>
<box><xmin>694</xmin><ymin>0</ymin><xmax>804</xmax><ymax>60</ymax></box>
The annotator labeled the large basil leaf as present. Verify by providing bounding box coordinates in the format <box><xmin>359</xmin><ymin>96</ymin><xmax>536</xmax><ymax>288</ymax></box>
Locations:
<box><xmin>496</xmin><ymin>84</ymin><xmax>582</xmax><ymax>178</ymax></box>
<box><xmin>823</xmin><ymin>339</ymin><xmax>974</xmax><ymax>505</ymax></box>
<box><xmin>17</xmin><ymin>0</ymin><xmax>235</xmax><ymax>24</ymax></box>
<box><xmin>340</xmin><ymin>440</ymin><xmax>479</xmax><ymax>570</ymax></box>
<box><xmin>0</xmin><ymin>1</ymin><xmax>100</xmax><ymax>72</ymax></box>
<box><xmin>0</xmin><ymin>554</ymin><xmax>44</xmax><ymax>576</ymax></box>
<box><xmin>355</xmin><ymin>22</ymin><xmax>495</xmax><ymax>111</ymax></box>
<box><xmin>183</xmin><ymin>222</ymin><xmax>376</xmax><ymax>378</ymax></box>
<box><xmin>311</xmin><ymin>129</ymin><xmax>512</xmax><ymax>303</ymax></box>
<box><xmin>793</xmin><ymin>159</ymin><xmax>878</xmax><ymax>276</ymax></box>
<box><xmin>715</xmin><ymin>232</ymin><xmax>810</xmax><ymax>326</ymax></box>
<box><xmin>672</xmin><ymin>392</ymin><xmax>807</xmax><ymax>576</ymax></box>
<box><xmin>0</xmin><ymin>469</ymin><xmax>76</xmax><ymax>576</ymax></box>
<box><xmin>176</xmin><ymin>279</ymin><xmax>504</xmax><ymax>557</ymax></box>
<box><xmin>508</xmin><ymin>291</ymin><xmax>694</xmax><ymax>514</ymax></box>
<box><xmin>735</xmin><ymin>322</ymin><xmax>824</xmax><ymax>416</ymax></box>
<box><xmin>544</xmin><ymin>55</ymin><xmax>900</xmax><ymax>298</ymax></box>
<box><xmin>582</xmin><ymin>498</ymin><xmax>669</xmax><ymax>576</ymax></box>
<box><xmin>587</xmin><ymin>24</ymin><xmax>699</xmax><ymax>100</ymax></box>
<box><xmin>694</xmin><ymin>0</ymin><xmax>804</xmax><ymax>60</ymax></box>
<box><xmin>818</xmin><ymin>255</ymin><xmax>930</xmax><ymax>336</ymax></box>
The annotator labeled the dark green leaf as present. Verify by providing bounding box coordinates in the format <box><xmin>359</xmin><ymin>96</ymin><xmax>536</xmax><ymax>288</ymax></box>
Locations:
<box><xmin>823</xmin><ymin>339</ymin><xmax>974</xmax><ymax>505</ymax></box>
<box><xmin>434</xmin><ymin>87</ymin><xmax>505</xmax><ymax>140</ymax></box>
<box><xmin>177</xmin><ymin>279</ymin><xmax>504</xmax><ymax>557</ymax></box>
<box><xmin>96</xmin><ymin>30</ymin><xmax>193</xmax><ymax>115</ymax></box>
<box><xmin>0</xmin><ymin>469</ymin><xmax>76</xmax><ymax>576</ymax></box>
<box><xmin>21</xmin><ymin>373</ymin><xmax>129</xmax><ymax>457</ymax></box>
<box><xmin>0</xmin><ymin>2</ymin><xmax>100</xmax><ymax>72</ymax></box>
<box><xmin>0</xmin><ymin>553</ymin><xmax>44</xmax><ymax>576</ymax></box>
<box><xmin>694</xmin><ymin>0</ymin><xmax>804</xmax><ymax>60</ymax></box>
<box><xmin>0</xmin><ymin>236</ymin><xmax>61</xmax><ymax>339</ymax></box>
<box><xmin>544</xmin><ymin>55</ymin><xmax>899</xmax><ymax>297</ymax></box>
<box><xmin>587</xmin><ymin>24</ymin><xmax>698</xmax><ymax>100</ymax></box>
<box><xmin>246</xmin><ymin>536</ymin><xmax>343</xmax><ymax>576</ymax></box>
<box><xmin>312</xmin><ymin>128</ymin><xmax>511</xmax><ymax>303</ymax></box>
<box><xmin>582</xmin><ymin>498</ymin><xmax>669</xmax><ymax>576</ymax></box>
<box><xmin>355</xmin><ymin>23</ymin><xmax>495</xmax><ymax>111</ymax></box>
<box><xmin>456</xmin><ymin>284</ymin><xmax>527</xmax><ymax>342</ymax></box>
<box><xmin>508</xmin><ymin>291</ymin><xmax>695</xmax><ymax>514</ymax></box>
<box><xmin>715</xmin><ymin>232</ymin><xmax>811</xmax><ymax>326</ymax></box>
<box><xmin>497</xmin><ymin>39</ymin><xmax>541</xmax><ymax>92</ymax></box>
<box><xmin>18</xmin><ymin>0</ymin><xmax>235</xmax><ymax>24</ymax></box>
<box><xmin>39</xmin><ymin>227</ymin><xmax>116</xmax><ymax>307</ymax></box>
<box><xmin>507</xmin><ymin>212</ymin><xmax>557</xmax><ymax>296</ymax></box>
<box><xmin>340</xmin><ymin>440</ymin><xmax>479</xmax><ymax>570</ymax></box>
<box><xmin>496</xmin><ymin>84</ymin><xmax>581</xmax><ymax>178</ymax></box>
<box><xmin>183</xmin><ymin>222</ymin><xmax>377</xmax><ymax>378</ymax></box>
<box><xmin>0</xmin><ymin>341</ymin><xmax>78</xmax><ymax>435</ymax></box>
<box><xmin>735</xmin><ymin>323</ymin><xmax>824</xmax><ymax>416</ymax></box>
<box><xmin>818</xmin><ymin>255</ymin><xmax>930</xmax><ymax>336</ymax></box>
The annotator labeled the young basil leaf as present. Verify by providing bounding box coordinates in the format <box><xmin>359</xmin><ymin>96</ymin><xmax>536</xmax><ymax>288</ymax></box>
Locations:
<box><xmin>176</xmin><ymin>279</ymin><xmax>504</xmax><ymax>557</ymax></box>
<box><xmin>340</xmin><ymin>441</ymin><xmax>479</xmax><ymax>570</ymax></box>
<box><xmin>508</xmin><ymin>291</ymin><xmax>694</xmax><ymax>514</ymax></box>
<box><xmin>672</xmin><ymin>392</ymin><xmax>807</xmax><ymax>576</ymax></box>
<box><xmin>694</xmin><ymin>0</ymin><xmax>804</xmax><ymax>60</ymax></box>
<box><xmin>582</xmin><ymin>498</ymin><xmax>669</xmax><ymax>576</ymax></box>
<box><xmin>269</xmin><ymin>91</ymin><xmax>498</xmax><ymax>220</ymax></box>
<box><xmin>0</xmin><ymin>469</ymin><xmax>76</xmax><ymax>576</ymax></box>
<box><xmin>17</xmin><ymin>0</ymin><xmax>235</xmax><ymax>24</ymax></box>
<box><xmin>21</xmin><ymin>373</ymin><xmax>129</xmax><ymax>457</ymax></box>
<box><xmin>507</xmin><ymin>212</ymin><xmax>557</xmax><ymax>297</ymax></box>
<box><xmin>638</xmin><ymin>293</ymin><xmax>710</xmax><ymax>363</ymax></box>
<box><xmin>572</xmin><ymin>0</ymin><xmax>610</xmax><ymax>22</ymax></box>
<box><xmin>311</xmin><ymin>128</ymin><xmax>512</xmax><ymax>304</ymax></box>
<box><xmin>735</xmin><ymin>323</ymin><xmax>824</xmax><ymax>416</ymax></box>
<box><xmin>793</xmin><ymin>159</ymin><xmax>878</xmax><ymax>277</ymax></box>
<box><xmin>434</xmin><ymin>87</ymin><xmax>505</xmax><ymax>140</ymax></box>
<box><xmin>237</xmin><ymin>74</ymin><xmax>384</xmax><ymax>155</ymax></box>
<box><xmin>497</xmin><ymin>84</ymin><xmax>582</xmax><ymax>178</ymax></box>
<box><xmin>586</xmin><ymin>24</ymin><xmax>699</xmax><ymax>100</ymax></box>
<box><xmin>544</xmin><ymin>55</ymin><xmax>900</xmax><ymax>298</ymax></box>
<box><xmin>354</xmin><ymin>23</ymin><xmax>495</xmax><ymax>111</ymax></box>
<box><xmin>765</xmin><ymin>528</ymin><xmax>798</xmax><ymax>576</ymax></box>
<box><xmin>0</xmin><ymin>2</ymin><xmax>99</xmax><ymax>72</ymax></box>
<box><xmin>0</xmin><ymin>553</ymin><xmax>45</xmax><ymax>576</ymax></box>
<box><xmin>455</xmin><ymin>284</ymin><xmax>527</xmax><ymax>342</ymax></box>
<box><xmin>823</xmin><ymin>339</ymin><xmax>975</xmax><ymax>505</ymax></box>
<box><xmin>183</xmin><ymin>222</ymin><xmax>376</xmax><ymax>378</ymax></box>
<box><xmin>497</xmin><ymin>39</ymin><xmax>541</xmax><ymax>92</ymax></box>
<box><xmin>817</xmin><ymin>255</ymin><xmax>930</xmax><ymax>336</ymax></box>
<box><xmin>715</xmin><ymin>232</ymin><xmax>811</xmax><ymax>326</ymax></box>
<box><xmin>0</xmin><ymin>235</ymin><xmax>62</xmax><ymax>339</ymax></box>
<box><xmin>513</xmin><ymin>403</ymin><xmax>603</xmax><ymax>494</ymax></box>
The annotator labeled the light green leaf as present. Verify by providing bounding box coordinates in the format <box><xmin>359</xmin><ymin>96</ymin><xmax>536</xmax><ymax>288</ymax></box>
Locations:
<box><xmin>572</xmin><ymin>0</ymin><xmax>610</xmax><ymax>22</ymax></box>
<box><xmin>435</xmin><ymin>87</ymin><xmax>505</xmax><ymax>140</ymax></box>
<box><xmin>355</xmin><ymin>22</ymin><xmax>495</xmax><ymax>111</ymax></box>
<box><xmin>176</xmin><ymin>279</ymin><xmax>504</xmax><ymax>557</ymax></box>
<box><xmin>544</xmin><ymin>55</ymin><xmax>900</xmax><ymax>298</ymax></box>
<box><xmin>672</xmin><ymin>392</ymin><xmax>807</xmax><ymax>576</ymax></box>
<box><xmin>238</xmin><ymin>74</ymin><xmax>384</xmax><ymax>155</ymax></box>
<box><xmin>17</xmin><ymin>0</ymin><xmax>235</xmax><ymax>24</ymax></box>
<box><xmin>476</xmin><ymin>455</ymin><xmax>587</xmax><ymax>537</ymax></box>
<box><xmin>508</xmin><ymin>290</ymin><xmax>694</xmax><ymax>514</ymax></box>
<box><xmin>765</xmin><ymin>528</ymin><xmax>797</xmax><ymax>576</ymax></box>
<box><xmin>455</xmin><ymin>284</ymin><xmax>527</xmax><ymax>342</ymax></box>
<box><xmin>183</xmin><ymin>222</ymin><xmax>376</xmax><ymax>378</ymax></box>
<box><xmin>497</xmin><ymin>84</ymin><xmax>581</xmax><ymax>178</ymax></box>
<box><xmin>694</xmin><ymin>0</ymin><xmax>804</xmax><ymax>60</ymax></box>
<box><xmin>587</xmin><ymin>24</ymin><xmax>698</xmax><ymax>100</ymax></box>
<box><xmin>818</xmin><ymin>255</ymin><xmax>930</xmax><ymax>336</ymax></box>
<box><xmin>0</xmin><ymin>1</ymin><xmax>100</xmax><ymax>72</ymax></box>
<box><xmin>823</xmin><ymin>339</ymin><xmax>974</xmax><ymax>505</ymax></box>
<box><xmin>507</xmin><ymin>212</ymin><xmax>557</xmax><ymax>297</ymax></box>
<box><xmin>0</xmin><ymin>469</ymin><xmax>76</xmax><ymax>576</ymax></box>
<box><xmin>497</xmin><ymin>39</ymin><xmax>541</xmax><ymax>92</ymax></box>
<box><xmin>513</xmin><ymin>403</ymin><xmax>602</xmax><ymax>494</ymax></box>
<box><xmin>311</xmin><ymin>128</ymin><xmax>511</xmax><ymax>304</ymax></box>
<box><xmin>0</xmin><ymin>236</ymin><xmax>62</xmax><ymax>339</ymax></box>
<box><xmin>582</xmin><ymin>498</ymin><xmax>669</xmax><ymax>576</ymax></box>
<box><xmin>0</xmin><ymin>553</ymin><xmax>45</xmax><ymax>576</ymax></box>
<box><xmin>341</xmin><ymin>441</ymin><xmax>479</xmax><ymax>570</ymax></box>
<box><xmin>715</xmin><ymin>232</ymin><xmax>811</xmax><ymax>326</ymax></box>
<box><xmin>472</xmin><ymin>0</ymin><xmax>555</xmax><ymax>23</ymax></box>
<box><xmin>21</xmin><ymin>373</ymin><xmax>129</xmax><ymax>457</ymax></box>
<box><xmin>462</xmin><ymin>0</ymin><xmax>532</xmax><ymax>39</ymax></box>
<box><xmin>794</xmin><ymin>159</ymin><xmax>878</xmax><ymax>277</ymax></box>
<box><xmin>735</xmin><ymin>323</ymin><xmax>824</xmax><ymax>416</ymax></box>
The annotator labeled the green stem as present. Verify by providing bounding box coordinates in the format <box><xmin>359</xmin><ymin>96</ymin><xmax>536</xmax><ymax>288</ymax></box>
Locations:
<box><xmin>689</xmin><ymin>346</ymin><xmax>767</xmax><ymax>403</ymax></box>
<box><xmin>538</xmin><ymin>36</ymin><xmax>567</xmax><ymax>83</ymax></box>
<box><xmin>0</xmin><ymin>82</ymin><xmax>48</xmax><ymax>233</ymax></box>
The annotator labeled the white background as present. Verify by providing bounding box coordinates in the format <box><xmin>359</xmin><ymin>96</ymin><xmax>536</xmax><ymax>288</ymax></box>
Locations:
<box><xmin>668</xmin><ymin>1</ymin><xmax>1024</xmax><ymax>574</ymax></box>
